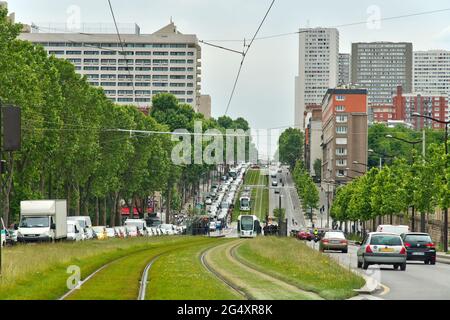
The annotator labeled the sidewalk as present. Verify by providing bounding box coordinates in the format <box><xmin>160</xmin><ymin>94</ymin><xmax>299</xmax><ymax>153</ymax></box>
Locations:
<box><xmin>437</xmin><ymin>252</ymin><xmax>450</xmax><ymax>265</ymax></box>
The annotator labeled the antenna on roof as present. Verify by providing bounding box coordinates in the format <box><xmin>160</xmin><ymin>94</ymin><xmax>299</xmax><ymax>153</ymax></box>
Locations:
<box><xmin>170</xmin><ymin>16</ymin><xmax>173</xmax><ymax>24</ymax></box>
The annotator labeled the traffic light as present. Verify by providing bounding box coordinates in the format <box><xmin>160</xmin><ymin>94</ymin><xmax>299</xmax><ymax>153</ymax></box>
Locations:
<box><xmin>3</xmin><ymin>105</ymin><xmax>21</xmax><ymax>152</ymax></box>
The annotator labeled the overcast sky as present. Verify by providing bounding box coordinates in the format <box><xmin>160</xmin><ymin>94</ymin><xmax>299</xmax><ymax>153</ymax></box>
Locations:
<box><xmin>7</xmin><ymin>0</ymin><xmax>450</xmax><ymax>159</ymax></box>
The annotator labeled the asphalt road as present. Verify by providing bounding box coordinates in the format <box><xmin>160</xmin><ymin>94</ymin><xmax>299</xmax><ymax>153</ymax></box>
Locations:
<box><xmin>308</xmin><ymin>241</ymin><xmax>450</xmax><ymax>300</ymax></box>
<box><xmin>269</xmin><ymin>166</ymin><xmax>306</xmax><ymax>233</ymax></box>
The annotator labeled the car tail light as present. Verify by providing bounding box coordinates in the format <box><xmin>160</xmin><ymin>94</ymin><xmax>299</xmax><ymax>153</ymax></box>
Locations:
<box><xmin>365</xmin><ymin>245</ymin><xmax>373</xmax><ymax>253</ymax></box>
<box><xmin>340</xmin><ymin>240</ymin><xmax>348</xmax><ymax>244</ymax></box>
<box><xmin>426</xmin><ymin>243</ymin><xmax>435</xmax><ymax>248</ymax></box>
<box><xmin>404</xmin><ymin>242</ymin><xmax>411</xmax><ymax>247</ymax></box>
<box><xmin>400</xmin><ymin>247</ymin><xmax>406</xmax><ymax>255</ymax></box>
<box><xmin>322</xmin><ymin>239</ymin><xmax>329</xmax><ymax>243</ymax></box>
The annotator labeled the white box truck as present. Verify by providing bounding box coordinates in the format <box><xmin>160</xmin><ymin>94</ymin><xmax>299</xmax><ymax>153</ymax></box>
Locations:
<box><xmin>17</xmin><ymin>200</ymin><xmax>67</xmax><ymax>243</ymax></box>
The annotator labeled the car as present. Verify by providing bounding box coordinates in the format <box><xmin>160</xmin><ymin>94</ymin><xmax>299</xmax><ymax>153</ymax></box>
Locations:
<box><xmin>401</xmin><ymin>232</ymin><xmax>436</xmax><ymax>265</ymax></box>
<box><xmin>126</xmin><ymin>225</ymin><xmax>139</xmax><ymax>237</ymax></box>
<box><xmin>209</xmin><ymin>221</ymin><xmax>217</xmax><ymax>232</ymax></box>
<box><xmin>116</xmin><ymin>227</ymin><xmax>128</xmax><ymax>238</ymax></box>
<box><xmin>205</xmin><ymin>197</ymin><xmax>212</xmax><ymax>205</ymax></box>
<box><xmin>277</xmin><ymin>168</ymin><xmax>282</xmax><ymax>173</ymax></box>
<box><xmin>274</xmin><ymin>188</ymin><xmax>280</xmax><ymax>194</ymax></box>
<box><xmin>272</xmin><ymin>180</ymin><xmax>278</xmax><ymax>187</ymax></box>
<box><xmin>106</xmin><ymin>227</ymin><xmax>118</xmax><ymax>238</ymax></box>
<box><xmin>159</xmin><ymin>224</ymin><xmax>175</xmax><ymax>235</ymax></box>
<box><xmin>92</xmin><ymin>226</ymin><xmax>108</xmax><ymax>240</ymax></box>
<box><xmin>376</xmin><ymin>224</ymin><xmax>410</xmax><ymax>235</ymax></box>
<box><xmin>319</xmin><ymin>231</ymin><xmax>348</xmax><ymax>253</ymax></box>
<box><xmin>356</xmin><ymin>232</ymin><xmax>407</xmax><ymax>271</ymax></box>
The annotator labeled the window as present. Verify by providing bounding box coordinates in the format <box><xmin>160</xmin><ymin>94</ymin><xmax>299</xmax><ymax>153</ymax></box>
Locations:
<box><xmin>336</xmin><ymin>115</ymin><xmax>348</xmax><ymax>123</ymax></box>
<box><xmin>48</xmin><ymin>50</ymin><xmax>64</xmax><ymax>55</ymax></box>
<box><xmin>336</xmin><ymin>159</ymin><xmax>347</xmax><ymax>167</ymax></box>
<box><xmin>170</xmin><ymin>67</ymin><xmax>186</xmax><ymax>72</ymax></box>
<box><xmin>336</xmin><ymin>126</ymin><xmax>347</xmax><ymax>134</ymax></box>
<box><xmin>118</xmin><ymin>98</ymin><xmax>133</xmax><ymax>102</ymax></box>
<box><xmin>84</xmin><ymin>51</ymin><xmax>99</xmax><ymax>55</ymax></box>
<box><xmin>101</xmin><ymin>66</ymin><xmax>117</xmax><ymax>71</ymax></box>
<box><xmin>335</xmin><ymin>105</ymin><xmax>345</xmax><ymax>112</ymax></box>
<box><xmin>101</xmin><ymin>82</ymin><xmax>116</xmax><ymax>86</ymax></box>
<box><xmin>66</xmin><ymin>50</ymin><xmax>82</xmax><ymax>55</ymax></box>
<box><xmin>118</xmin><ymin>90</ymin><xmax>133</xmax><ymax>95</ymax></box>
<box><xmin>83</xmin><ymin>66</ymin><xmax>99</xmax><ymax>70</ymax></box>
<box><xmin>336</xmin><ymin>95</ymin><xmax>345</xmax><ymax>101</ymax></box>
<box><xmin>170</xmin><ymin>75</ymin><xmax>185</xmax><ymax>79</ymax></box>
<box><xmin>336</xmin><ymin>148</ymin><xmax>347</xmax><ymax>156</ymax></box>
<box><xmin>135</xmin><ymin>98</ymin><xmax>151</xmax><ymax>102</ymax></box>
<box><xmin>336</xmin><ymin>170</ymin><xmax>346</xmax><ymax>177</ymax></box>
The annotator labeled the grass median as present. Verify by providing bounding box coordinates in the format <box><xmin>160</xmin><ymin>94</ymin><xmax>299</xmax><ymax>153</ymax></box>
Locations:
<box><xmin>0</xmin><ymin>236</ymin><xmax>210</xmax><ymax>300</ymax></box>
<box><xmin>236</xmin><ymin>237</ymin><xmax>365</xmax><ymax>300</ymax></box>
<box><xmin>147</xmin><ymin>238</ymin><xmax>241</xmax><ymax>300</ymax></box>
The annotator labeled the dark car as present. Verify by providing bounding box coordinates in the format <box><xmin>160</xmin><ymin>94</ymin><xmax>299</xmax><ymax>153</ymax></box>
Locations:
<box><xmin>401</xmin><ymin>232</ymin><xmax>436</xmax><ymax>265</ymax></box>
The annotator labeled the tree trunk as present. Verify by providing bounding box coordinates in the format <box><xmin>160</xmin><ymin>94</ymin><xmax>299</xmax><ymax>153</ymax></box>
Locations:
<box><xmin>66</xmin><ymin>182</ymin><xmax>71</xmax><ymax>216</ymax></box>
<box><xmin>166</xmin><ymin>186</ymin><xmax>171</xmax><ymax>224</ymax></box>
<box><xmin>420</xmin><ymin>211</ymin><xmax>426</xmax><ymax>233</ymax></box>
<box><xmin>115</xmin><ymin>192</ymin><xmax>121</xmax><ymax>226</ymax></box>
<box><xmin>102</xmin><ymin>197</ymin><xmax>107</xmax><ymax>226</ymax></box>
<box><xmin>390</xmin><ymin>214</ymin><xmax>393</xmax><ymax>225</ymax></box>
<box><xmin>75</xmin><ymin>184</ymin><xmax>80</xmax><ymax>216</ymax></box>
<box><xmin>95</xmin><ymin>197</ymin><xmax>99</xmax><ymax>226</ymax></box>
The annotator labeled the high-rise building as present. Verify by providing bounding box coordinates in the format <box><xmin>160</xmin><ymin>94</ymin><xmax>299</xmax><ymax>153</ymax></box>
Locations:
<box><xmin>19</xmin><ymin>22</ymin><xmax>203</xmax><ymax>111</ymax></box>
<box><xmin>295</xmin><ymin>28</ymin><xmax>339</xmax><ymax>129</ymax></box>
<box><xmin>338</xmin><ymin>53</ymin><xmax>351</xmax><ymax>86</ymax></box>
<box><xmin>414</xmin><ymin>50</ymin><xmax>450</xmax><ymax>99</ymax></box>
<box><xmin>304</xmin><ymin>105</ymin><xmax>322</xmax><ymax>178</ymax></box>
<box><xmin>321</xmin><ymin>88</ymin><xmax>368</xmax><ymax>185</ymax></box>
<box><xmin>198</xmin><ymin>94</ymin><xmax>211</xmax><ymax>119</ymax></box>
<box><xmin>351</xmin><ymin>42</ymin><xmax>413</xmax><ymax>106</ymax></box>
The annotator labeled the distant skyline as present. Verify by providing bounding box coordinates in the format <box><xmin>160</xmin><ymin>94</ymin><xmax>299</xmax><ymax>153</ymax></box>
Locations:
<box><xmin>7</xmin><ymin>0</ymin><xmax>450</xmax><ymax>158</ymax></box>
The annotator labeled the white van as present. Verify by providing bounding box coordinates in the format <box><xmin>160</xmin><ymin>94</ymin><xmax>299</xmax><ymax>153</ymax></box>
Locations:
<box><xmin>124</xmin><ymin>219</ymin><xmax>148</xmax><ymax>236</ymax></box>
<box><xmin>67</xmin><ymin>220</ymin><xmax>83</xmax><ymax>241</ymax></box>
<box><xmin>67</xmin><ymin>216</ymin><xmax>93</xmax><ymax>239</ymax></box>
<box><xmin>376</xmin><ymin>225</ymin><xmax>410</xmax><ymax>235</ymax></box>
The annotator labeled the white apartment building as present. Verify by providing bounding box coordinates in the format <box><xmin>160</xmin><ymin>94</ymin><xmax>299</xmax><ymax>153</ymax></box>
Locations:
<box><xmin>414</xmin><ymin>50</ymin><xmax>450</xmax><ymax>96</ymax></box>
<box><xmin>295</xmin><ymin>28</ymin><xmax>339</xmax><ymax>129</ymax></box>
<box><xmin>19</xmin><ymin>22</ymin><xmax>203</xmax><ymax>111</ymax></box>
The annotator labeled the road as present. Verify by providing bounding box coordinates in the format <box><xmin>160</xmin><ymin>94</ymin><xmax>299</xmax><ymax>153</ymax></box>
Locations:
<box><xmin>308</xmin><ymin>241</ymin><xmax>450</xmax><ymax>300</ymax></box>
<box><xmin>269</xmin><ymin>166</ymin><xmax>306</xmax><ymax>233</ymax></box>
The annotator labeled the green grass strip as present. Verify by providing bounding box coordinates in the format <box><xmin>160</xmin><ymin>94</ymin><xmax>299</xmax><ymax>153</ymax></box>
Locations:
<box><xmin>236</xmin><ymin>237</ymin><xmax>365</xmax><ymax>300</ymax></box>
<box><xmin>147</xmin><ymin>238</ymin><xmax>241</xmax><ymax>300</ymax></box>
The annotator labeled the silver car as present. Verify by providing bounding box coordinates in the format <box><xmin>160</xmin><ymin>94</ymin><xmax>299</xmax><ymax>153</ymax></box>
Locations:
<box><xmin>357</xmin><ymin>232</ymin><xmax>407</xmax><ymax>271</ymax></box>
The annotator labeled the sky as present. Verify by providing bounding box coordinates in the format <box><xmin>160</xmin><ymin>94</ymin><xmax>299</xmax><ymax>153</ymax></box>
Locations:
<box><xmin>7</xmin><ymin>0</ymin><xmax>450</xmax><ymax>159</ymax></box>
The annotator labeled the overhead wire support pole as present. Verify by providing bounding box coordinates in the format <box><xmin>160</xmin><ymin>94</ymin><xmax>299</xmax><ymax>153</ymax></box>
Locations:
<box><xmin>224</xmin><ymin>0</ymin><xmax>276</xmax><ymax>116</ymax></box>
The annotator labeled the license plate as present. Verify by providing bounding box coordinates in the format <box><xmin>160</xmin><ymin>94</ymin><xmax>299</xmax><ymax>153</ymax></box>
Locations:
<box><xmin>412</xmin><ymin>252</ymin><xmax>425</xmax><ymax>256</ymax></box>
<box><xmin>380</xmin><ymin>248</ymin><xmax>394</xmax><ymax>253</ymax></box>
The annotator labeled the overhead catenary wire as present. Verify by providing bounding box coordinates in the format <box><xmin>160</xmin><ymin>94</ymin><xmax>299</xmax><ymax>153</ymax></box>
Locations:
<box><xmin>107</xmin><ymin>0</ymin><xmax>140</xmax><ymax>108</ymax></box>
<box><xmin>224</xmin><ymin>0</ymin><xmax>276</xmax><ymax>116</ymax></box>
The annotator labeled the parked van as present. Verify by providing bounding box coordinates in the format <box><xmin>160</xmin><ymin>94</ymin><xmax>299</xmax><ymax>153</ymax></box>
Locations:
<box><xmin>18</xmin><ymin>200</ymin><xmax>67</xmax><ymax>243</ymax></box>
<box><xmin>376</xmin><ymin>225</ymin><xmax>410</xmax><ymax>235</ymax></box>
<box><xmin>67</xmin><ymin>216</ymin><xmax>93</xmax><ymax>239</ymax></box>
<box><xmin>67</xmin><ymin>220</ymin><xmax>83</xmax><ymax>241</ymax></box>
<box><xmin>124</xmin><ymin>219</ymin><xmax>148</xmax><ymax>236</ymax></box>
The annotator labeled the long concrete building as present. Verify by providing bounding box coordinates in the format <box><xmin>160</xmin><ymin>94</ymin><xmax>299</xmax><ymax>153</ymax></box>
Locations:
<box><xmin>19</xmin><ymin>22</ymin><xmax>207</xmax><ymax>113</ymax></box>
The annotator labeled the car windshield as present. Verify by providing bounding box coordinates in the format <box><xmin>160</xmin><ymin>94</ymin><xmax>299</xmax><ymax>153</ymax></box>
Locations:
<box><xmin>405</xmin><ymin>234</ymin><xmax>432</xmax><ymax>243</ymax></box>
<box><xmin>241</xmin><ymin>216</ymin><xmax>254</xmax><ymax>231</ymax></box>
<box><xmin>19</xmin><ymin>216</ymin><xmax>49</xmax><ymax>228</ymax></box>
<box><xmin>126</xmin><ymin>226</ymin><xmax>137</xmax><ymax>231</ymax></box>
<box><xmin>371</xmin><ymin>235</ymin><xmax>402</xmax><ymax>246</ymax></box>
<box><xmin>325</xmin><ymin>232</ymin><xmax>345</xmax><ymax>239</ymax></box>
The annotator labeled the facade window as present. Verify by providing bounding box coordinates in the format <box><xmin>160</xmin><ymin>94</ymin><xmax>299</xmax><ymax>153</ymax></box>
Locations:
<box><xmin>336</xmin><ymin>159</ymin><xmax>347</xmax><ymax>167</ymax></box>
<box><xmin>135</xmin><ymin>98</ymin><xmax>151</xmax><ymax>102</ymax></box>
<box><xmin>104</xmin><ymin>90</ymin><xmax>116</xmax><ymax>95</ymax></box>
<box><xmin>83</xmin><ymin>51</ymin><xmax>99</xmax><ymax>55</ymax></box>
<box><xmin>153</xmin><ymin>67</ymin><xmax>168</xmax><ymax>71</ymax></box>
<box><xmin>135</xmin><ymin>82</ymin><xmax>151</xmax><ymax>87</ymax></box>
<box><xmin>83</xmin><ymin>66</ymin><xmax>99</xmax><ymax>70</ymax></box>
<box><xmin>336</xmin><ymin>95</ymin><xmax>345</xmax><ymax>101</ymax></box>
<box><xmin>336</xmin><ymin>126</ymin><xmax>347</xmax><ymax>134</ymax></box>
<box><xmin>66</xmin><ymin>50</ymin><xmax>82</xmax><ymax>55</ymax></box>
<box><xmin>118</xmin><ymin>90</ymin><xmax>133</xmax><ymax>95</ymax></box>
<box><xmin>153</xmin><ymin>82</ymin><xmax>168</xmax><ymax>87</ymax></box>
<box><xmin>335</xmin><ymin>105</ymin><xmax>345</xmax><ymax>112</ymax></box>
<box><xmin>336</xmin><ymin>115</ymin><xmax>348</xmax><ymax>123</ymax></box>
<box><xmin>170</xmin><ymin>67</ymin><xmax>186</xmax><ymax>72</ymax></box>
<box><xmin>49</xmin><ymin>50</ymin><xmax>64</xmax><ymax>55</ymax></box>
<box><xmin>336</xmin><ymin>148</ymin><xmax>347</xmax><ymax>156</ymax></box>
<box><xmin>101</xmin><ymin>66</ymin><xmax>117</xmax><ymax>71</ymax></box>
<box><xmin>118</xmin><ymin>98</ymin><xmax>133</xmax><ymax>102</ymax></box>
<box><xmin>135</xmin><ymin>67</ymin><xmax>151</xmax><ymax>71</ymax></box>
<box><xmin>101</xmin><ymin>82</ymin><xmax>116</xmax><ymax>86</ymax></box>
<box><xmin>336</xmin><ymin>170</ymin><xmax>346</xmax><ymax>177</ymax></box>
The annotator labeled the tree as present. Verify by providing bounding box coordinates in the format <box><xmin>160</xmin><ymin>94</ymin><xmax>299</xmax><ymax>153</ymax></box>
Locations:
<box><xmin>313</xmin><ymin>159</ymin><xmax>322</xmax><ymax>180</ymax></box>
<box><xmin>278</xmin><ymin>128</ymin><xmax>304</xmax><ymax>170</ymax></box>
